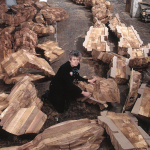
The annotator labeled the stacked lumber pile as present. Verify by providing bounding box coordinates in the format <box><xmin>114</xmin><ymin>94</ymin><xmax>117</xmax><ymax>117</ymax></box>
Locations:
<box><xmin>0</xmin><ymin>76</ymin><xmax>47</xmax><ymax>135</ymax></box>
<box><xmin>98</xmin><ymin>111</ymin><xmax>150</xmax><ymax>150</ymax></box>
<box><xmin>17</xmin><ymin>118</ymin><xmax>105</xmax><ymax>150</ymax></box>
<box><xmin>83</xmin><ymin>24</ymin><xmax>110</xmax><ymax>53</ymax></box>
<box><xmin>20</xmin><ymin>21</ymin><xmax>55</xmax><ymax>37</ymax></box>
<box><xmin>0</xmin><ymin>50</ymin><xmax>55</xmax><ymax>84</ymax></box>
<box><xmin>36</xmin><ymin>40</ymin><xmax>65</xmax><ymax>63</ymax></box>
<box><xmin>0</xmin><ymin>0</ymin><xmax>8</xmax><ymax>15</ymax></box>
<box><xmin>123</xmin><ymin>69</ymin><xmax>141</xmax><ymax>111</ymax></box>
<box><xmin>132</xmin><ymin>84</ymin><xmax>150</xmax><ymax>122</ymax></box>
<box><xmin>13</xmin><ymin>28</ymin><xmax>37</xmax><ymax>54</ymax></box>
<box><xmin>77</xmin><ymin>77</ymin><xmax>120</xmax><ymax>109</ymax></box>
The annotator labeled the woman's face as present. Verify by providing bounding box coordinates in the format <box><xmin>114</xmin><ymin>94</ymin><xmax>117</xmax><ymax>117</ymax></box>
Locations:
<box><xmin>69</xmin><ymin>56</ymin><xmax>80</xmax><ymax>67</ymax></box>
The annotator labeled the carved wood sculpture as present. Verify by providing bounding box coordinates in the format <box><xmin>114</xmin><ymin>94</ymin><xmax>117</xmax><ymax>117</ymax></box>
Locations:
<box><xmin>116</xmin><ymin>25</ymin><xmax>143</xmax><ymax>57</ymax></box>
<box><xmin>17</xmin><ymin>118</ymin><xmax>105</xmax><ymax>150</ymax></box>
<box><xmin>20</xmin><ymin>21</ymin><xmax>55</xmax><ymax>37</ymax></box>
<box><xmin>92</xmin><ymin>2</ymin><xmax>113</xmax><ymax>24</ymax></box>
<box><xmin>98</xmin><ymin>111</ymin><xmax>150</xmax><ymax>150</ymax></box>
<box><xmin>83</xmin><ymin>25</ymin><xmax>110</xmax><ymax>53</ymax></box>
<box><xmin>129</xmin><ymin>44</ymin><xmax>150</xmax><ymax>69</ymax></box>
<box><xmin>36</xmin><ymin>40</ymin><xmax>65</xmax><ymax>63</ymax></box>
<box><xmin>108</xmin><ymin>55</ymin><xmax>131</xmax><ymax>84</ymax></box>
<box><xmin>123</xmin><ymin>69</ymin><xmax>141</xmax><ymax>111</ymax></box>
<box><xmin>0</xmin><ymin>32</ymin><xmax>14</xmax><ymax>60</ymax></box>
<box><xmin>0</xmin><ymin>93</ymin><xmax>9</xmax><ymax>115</ymax></box>
<box><xmin>0</xmin><ymin>76</ymin><xmax>47</xmax><ymax>135</ymax></box>
<box><xmin>40</xmin><ymin>6</ymin><xmax>69</xmax><ymax>24</ymax></box>
<box><xmin>11</xmin><ymin>4</ymin><xmax>37</xmax><ymax>22</ymax></box>
<box><xmin>13</xmin><ymin>28</ymin><xmax>37</xmax><ymax>54</ymax></box>
<box><xmin>16</xmin><ymin>0</ymin><xmax>39</xmax><ymax>4</ymax></box>
<box><xmin>1</xmin><ymin>50</ymin><xmax>55</xmax><ymax>77</ymax></box>
<box><xmin>132</xmin><ymin>84</ymin><xmax>150</xmax><ymax>122</ymax></box>
<box><xmin>0</xmin><ymin>0</ymin><xmax>8</xmax><ymax>15</ymax></box>
<box><xmin>77</xmin><ymin>77</ymin><xmax>120</xmax><ymax>109</ymax></box>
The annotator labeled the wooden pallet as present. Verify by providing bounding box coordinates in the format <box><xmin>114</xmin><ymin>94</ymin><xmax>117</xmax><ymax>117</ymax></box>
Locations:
<box><xmin>98</xmin><ymin>111</ymin><xmax>150</xmax><ymax>150</ymax></box>
<box><xmin>83</xmin><ymin>25</ymin><xmax>110</xmax><ymax>52</ymax></box>
<box><xmin>123</xmin><ymin>69</ymin><xmax>141</xmax><ymax>111</ymax></box>
<box><xmin>36</xmin><ymin>40</ymin><xmax>65</xmax><ymax>64</ymax></box>
<box><xmin>17</xmin><ymin>118</ymin><xmax>105</xmax><ymax>150</ymax></box>
<box><xmin>132</xmin><ymin>84</ymin><xmax>150</xmax><ymax>122</ymax></box>
<box><xmin>1</xmin><ymin>50</ymin><xmax>55</xmax><ymax>77</ymax></box>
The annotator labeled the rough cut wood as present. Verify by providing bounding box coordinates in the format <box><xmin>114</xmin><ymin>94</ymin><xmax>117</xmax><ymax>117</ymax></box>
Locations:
<box><xmin>0</xmin><ymin>93</ymin><xmax>9</xmax><ymax>115</ymax></box>
<box><xmin>11</xmin><ymin>4</ymin><xmax>37</xmax><ymax>22</ymax></box>
<box><xmin>0</xmin><ymin>13</ymin><xmax>14</xmax><ymax>26</ymax></box>
<box><xmin>0</xmin><ymin>0</ymin><xmax>8</xmax><ymax>15</ymax></box>
<box><xmin>124</xmin><ymin>69</ymin><xmax>141</xmax><ymax>111</ymax></box>
<box><xmin>18</xmin><ymin>118</ymin><xmax>105</xmax><ymax>150</ymax></box>
<box><xmin>83</xmin><ymin>25</ymin><xmax>110</xmax><ymax>52</ymax></box>
<box><xmin>2</xmin><ymin>105</ymin><xmax>47</xmax><ymax>135</ymax></box>
<box><xmin>0</xmin><ymin>76</ymin><xmax>47</xmax><ymax>136</ymax></box>
<box><xmin>34</xmin><ymin>1</ymin><xmax>51</xmax><ymax>10</ymax></box>
<box><xmin>72</xmin><ymin>0</ymin><xmax>85</xmax><ymax>5</ymax></box>
<box><xmin>40</xmin><ymin>6</ymin><xmax>69</xmax><ymax>24</ymax></box>
<box><xmin>0</xmin><ymin>32</ymin><xmax>14</xmax><ymax>60</ymax></box>
<box><xmin>109</xmin><ymin>13</ymin><xmax>126</xmax><ymax>33</ymax></box>
<box><xmin>0</xmin><ymin>65</ymin><xmax>5</xmax><ymax>79</ymax></box>
<box><xmin>132</xmin><ymin>84</ymin><xmax>150</xmax><ymax>122</ymax></box>
<box><xmin>84</xmin><ymin>0</ymin><xmax>105</xmax><ymax>7</ymax></box>
<box><xmin>13</xmin><ymin>28</ymin><xmax>37</xmax><ymax>54</ymax></box>
<box><xmin>20</xmin><ymin>21</ymin><xmax>55</xmax><ymax>37</ymax></box>
<box><xmin>16</xmin><ymin>0</ymin><xmax>39</xmax><ymax>4</ymax></box>
<box><xmin>36</xmin><ymin>40</ymin><xmax>65</xmax><ymax>63</ymax></box>
<box><xmin>129</xmin><ymin>45</ymin><xmax>150</xmax><ymax>69</ymax></box>
<box><xmin>108</xmin><ymin>55</ymin><xmax>131</xmax><ymax>84</ymax></box>
<box><xmin>0</xmin><ymin>26</ymin><xmax>16</xmax><ymax>35</ymax></box>
<box><xmin>3</xmin><ymin>73</ymin><xmax>45</xmax><ymax>84</ymax></box>
<box><xmin>77</xmin><ymin>77</ymin><xmax>120</xmax><ymax>106</ymax></box>
<box><xmin>35</xmin><ymin>12</ymin><xmax>45</xmax><ymax>24</ymax></box>
<box><xmin>116</xmin><ymin>25</ymin><xmax>143</xmax><ymax>57</ymax></box>
<box><xmin>1</xmin><ymin>50</ymin><xmax>55</xmax><ymax>77</ymax></box>
<box><xmin>98</xmin><ymin>111</ymin><xmax>150</xmax><ymax>150</ymax></box>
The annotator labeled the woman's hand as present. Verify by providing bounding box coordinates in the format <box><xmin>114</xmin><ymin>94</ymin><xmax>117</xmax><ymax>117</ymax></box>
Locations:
<box><xmin>88</xmin><ymin>77</ymin><xmax>97</xmax><ymax>85</ymax></box>
<box><xmin>81</xmin><ymin>91</ymin><xmax>91</xmax><ymax>97</ymax></box>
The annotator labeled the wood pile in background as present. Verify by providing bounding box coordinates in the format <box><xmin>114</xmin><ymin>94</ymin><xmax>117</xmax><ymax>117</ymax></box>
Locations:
<box><xmin>17</xmin><ymin>118</ymin><xmax>105</xmax><ymax>150</ymax></box>
<box><xmin>83</xmin><ymin>25</ymin><xmax>110</xmax><ymax>53</ymax></box>
<box><xmin>13</xmin><ymin>28</ymin><xmax>37</xmax><ymax>54</ymax></box>
<box><xmin>0</xmin><ymin>76</ymin><xmax>47</xmax><ymax>135</ymax></box>
<box><xmin>77</xmin><ymin>77</ymin><xmax>120</xmax><ymax>109</ymax></box>
<box><xmin>132</xmin><ymin>84</ymin><xmax>150</xmax><ymax>123</ymax></box>
<box><xmin>98</xmin><ymin>111</ymin><xmax>150</xmax><ymax>150</ymax></box>
<box><xmin>124</xmin><ymin>69</ymin><xmax>141</xmax><ymax>111</ymax></box>
<box><xmin>36</xmin><ymin>40</ymin><xmax>65</xmax><ymax>64</ymax></box>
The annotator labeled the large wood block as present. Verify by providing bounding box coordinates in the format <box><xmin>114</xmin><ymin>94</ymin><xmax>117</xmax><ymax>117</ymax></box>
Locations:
<box><xmin>0</xmin><ymin>76</ymin><xmax>43</xmax><ymax>126</ymax></box>
<box><xmin>36</xmin><ymin>40</ymin><xmax>65</xmax><ymax>63</ymax></box>
<box><xmin>83</xmin><ymin>25</ymin><xmax>110</xmax><ymax>52</ymax></box>
<box><xmin>98</xmin><ymin>111</ymin><xmax>150</xmax><ymax>150</ymax></box>
<box><xmin>40</xmin><ymin>6</ymin><xmax>69</xmax><ymax>24</ymax></box>
<box><xmin>20</xmin><ymin>21</ymin><xmax>55</xmax><ymax>37</ymax></box>
<box><xmin>132</xmin><ymin>84</ymin><xmax>150</xmax><ymax>122</ymax></box>
<box><xmin>1</xmin><ymin>50</ymin><xmax>55</xmax><ymax>77</ymax></box>
<box><xmin>18</xmin><ymin>118</ymin><xmax>105</xmax><ymax>150</ymax></box>
<box><xmin>13</xmin><ymin>28</ymin><xmax>37</xmax><ymax>54</ymax></box>
<box><xmin>123</xmin><ymin>69</ymin><xmax>141</xmax><ymax>111</ymax></box>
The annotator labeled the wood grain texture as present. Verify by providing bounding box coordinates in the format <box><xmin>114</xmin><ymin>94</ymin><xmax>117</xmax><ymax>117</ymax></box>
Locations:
<box><xmin>17</xmin><ymin>118</ymin><xmax>105</xmax><ymax>150</ymax></box>
<box><xmin>124</xmin><ymin>69</ymin><xmax>141</xmax><ymax>111</ymax></box>
<box><xmin>0</xmin><ymin>93</ymin><xmax>9</xmax><ymax>115</ymax></box>
<box><xmin>132</xmin><ymin>84</ymin><xmax>150</xmax><ymax>122</ymax></box>
<box><xmin>36</xmin><ymin>40</ymin><xmax>65</xmax><ymax>63</ymax></box>
<box><xmin>83</xmin><ymin>25</ymin><xmax>110</xmax><ymax>52</ymax></box>
<box><xmin>98</xmin><ymin>111</ymin><xmax>150</xmax><ymax>150</ymax></box>
<box><xmin>1</xmin><ymin>50</ymin><xmax>55</xmax><ymax>77</ymax></box>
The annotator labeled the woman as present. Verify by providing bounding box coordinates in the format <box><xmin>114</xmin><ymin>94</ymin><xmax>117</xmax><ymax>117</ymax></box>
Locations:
<box><xmin>49</xmin><ymin>50</ymin><xmax>97</xmax><ymax>113</ymax></box>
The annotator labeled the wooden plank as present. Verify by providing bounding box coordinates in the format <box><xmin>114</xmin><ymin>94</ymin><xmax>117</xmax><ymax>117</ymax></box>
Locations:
<box><xmin>98</xmin><ymin>111</ymin><xmax>149</xmax><ymax>150</ymax></box>
<box><xmin>1</xmin><ymin>50</ymin><xmax>55</xmax><ymax>77</ymax></box>
<box><xmin>18</xmin><ymin>118</ymin><xmax>105</xmax><ymax>150</ymax></box>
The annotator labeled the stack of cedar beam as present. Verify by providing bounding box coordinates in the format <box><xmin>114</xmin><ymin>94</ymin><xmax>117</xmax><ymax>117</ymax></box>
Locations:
<box><xmin>139</xmin><ymin>2</ymin><xmax>150</xmax><ymax>22</ymax></box>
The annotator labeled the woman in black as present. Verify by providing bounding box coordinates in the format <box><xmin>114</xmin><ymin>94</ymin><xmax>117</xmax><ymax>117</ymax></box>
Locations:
<box><xmin>49</xmin><ymin>50</ymin><xmax>97</xmax><ymax>113</ymax></box>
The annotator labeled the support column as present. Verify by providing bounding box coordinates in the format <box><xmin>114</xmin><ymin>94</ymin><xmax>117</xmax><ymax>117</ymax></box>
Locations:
<box><xmin>130</xmin><ymin>0</ymin><xmax>142</xmax><ymax>18</ymax></box>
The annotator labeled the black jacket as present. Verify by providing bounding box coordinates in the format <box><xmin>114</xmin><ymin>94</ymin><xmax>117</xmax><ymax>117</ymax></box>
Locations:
<box><xmin>50</xmin><ymin>61</ymin><xmax>88</xmax><ymax>95</ymax></box>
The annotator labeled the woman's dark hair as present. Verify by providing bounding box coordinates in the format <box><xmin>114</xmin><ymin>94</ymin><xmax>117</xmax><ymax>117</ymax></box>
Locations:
<box><xmin>69</xmin><ymin>50</ymin><xmax>82</xmax><ymax>60</ymax></box>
